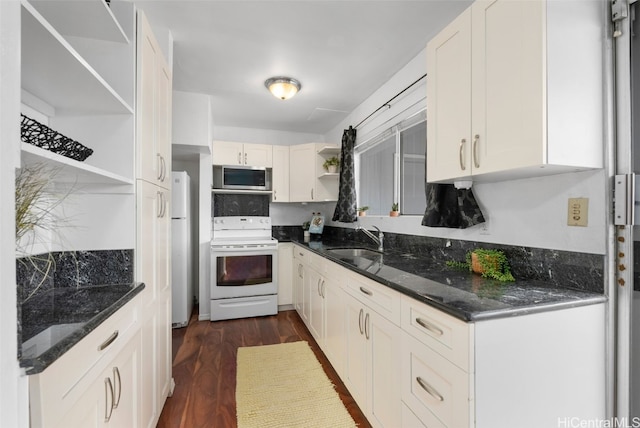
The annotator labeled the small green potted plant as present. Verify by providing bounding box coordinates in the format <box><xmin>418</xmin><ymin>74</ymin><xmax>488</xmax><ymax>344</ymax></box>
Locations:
<box><xmin>446</xmin><ymin>248</ymin><xmax>515</xmax><ymax>282</ymax></box>
<box><xmin>322</xmin><ymin>156</ymin><xmax>340</xmax><ymax>173</ymax></box>
<box><xmin>390</xmin><ymin>202</ymin><xmax>399</xmax><ymax>217</ymax></box>
<box><xmin>357</xmin><ymin>206</ymin><xmax>369</xmax><ymax>217</ymax></box>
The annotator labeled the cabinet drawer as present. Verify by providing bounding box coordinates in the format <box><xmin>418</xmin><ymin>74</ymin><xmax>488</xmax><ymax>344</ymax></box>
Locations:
<box><xmin>401</xmin><ymin>295</ymin><xmax>473</xmax><ymax>371</ymax></box>
<box><xmin>293</xmin><ymin>246</ymin><xmax>321</xmax><ymax>270</ymax></box>
<box><xmin>345</xmin><ymin>272</ymin><xmax>401</xmax><ymax>325</ymax></box>
<box><xmin>402</xmin><ymin>331</ymin><xmax>473</xmax><ymax>428</ymax></box>
<box><xmin>29</xmin><ymin>296</ymin><xmax>140</xmax><ymax>428</ymax></box>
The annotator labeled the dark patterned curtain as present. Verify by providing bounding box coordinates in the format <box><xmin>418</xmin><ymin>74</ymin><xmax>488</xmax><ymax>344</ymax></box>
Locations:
<box><xmin>332</xmin><ymin>126</ymin><xmax>358</xmax><ymax>222</ymax></box>
<box><xmin>421</xmin><ymin>183</ymin><xmax>485</xmax><ymax>229</ymax></box>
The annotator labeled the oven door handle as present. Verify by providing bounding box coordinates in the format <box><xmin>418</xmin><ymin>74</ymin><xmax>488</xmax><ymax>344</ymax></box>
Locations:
<box><xmin>211</xmin><ymin>245</ymin><xmax>277</xmax><ymax>253</ymax></box>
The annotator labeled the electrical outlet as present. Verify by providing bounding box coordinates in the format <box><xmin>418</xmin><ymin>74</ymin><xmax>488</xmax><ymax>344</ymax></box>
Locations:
<box><xmin>567</xmin><ymin>198</ymin><xmax>588</xmax><ymax>227</ymax></box>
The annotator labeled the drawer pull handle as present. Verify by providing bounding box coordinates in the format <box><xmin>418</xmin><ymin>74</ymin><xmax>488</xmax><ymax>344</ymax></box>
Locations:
<box><xmin>416</xmin><ymin>318</ymin><xmax>443</xmax><ymax>336</ymax></box>
<box><xmin>459</xmin><ymin>138</ymin><xmax>466</xmax><ymax>171</ymax></box>
<box><xmin>98</xmin><ymin>330</ymin><xmax>119</xmax><ymax>351</ymax></box>
<box><xmin>359</xmin><ymin>286</ymin><xmax>373</xmax><ymax>296</ymax></box>
<box><xmin>416</xmin><ymin>377</ymin><xmax>444</xmax><ymax>402</ymax></box>
<box><xmin>104</xmin><ymin>377</ymin><xmax>114</xmax><ymax>422</ymax></box>
<box><xmin>364</xmin><ymin>312</ymin><xmax>370</xmax><ymax>340</ymax></box>
<box><xmin>113</xmin><ymin>367</ymin><xmax>122</xmax><ymax>408</ymax></box>
<box><xmin>473</xmin><ymin>134</ymin><xmax>480</xmax><ymax>168</ymax></box>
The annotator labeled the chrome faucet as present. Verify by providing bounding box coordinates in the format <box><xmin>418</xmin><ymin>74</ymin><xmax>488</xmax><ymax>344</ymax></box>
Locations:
<box><xmin>356</xmin><ymin>225</ymin><xmax>384</xmax><ymax>252</ymax></box>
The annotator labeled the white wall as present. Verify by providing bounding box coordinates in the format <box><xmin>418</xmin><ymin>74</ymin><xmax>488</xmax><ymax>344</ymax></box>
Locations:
<box><xmin>213</xmin><ymin>125</ymin><xmax>324</xmax><ymax>146</ymax></box>
<box><xmin>323</xmin><ymin>47</ymin><xmax>608</xmax><ymax>255</ymax></box>
<box><xmin>1</xmin><ymin>1</ymin><xmax>30</xmax><ymax>425</ymax></box>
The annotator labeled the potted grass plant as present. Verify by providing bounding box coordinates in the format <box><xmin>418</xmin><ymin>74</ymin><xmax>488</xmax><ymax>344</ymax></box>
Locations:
<box><xmin>446</xmin><ymin>248</ymin><xmax>515</xmax><ymax>282</ymax></box>
<box><xmin>322</xmin><ymin>156</ymin><xmax>340</xmax><ymax>173</ymax></box>
<box><xmin>357</xmin><ymin>206</ymin><xmax>369</xmax><ymax>217</ymax></box>
<box><xmin>389</xmin><ymin>202</ymin><xmax>399</xmax><ymax>217</ymax></box>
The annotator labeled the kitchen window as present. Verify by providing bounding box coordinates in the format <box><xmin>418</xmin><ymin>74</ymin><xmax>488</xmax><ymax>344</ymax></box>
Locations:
<box><xmin>356</xmin><ymin>113</ymin><xmax>426</xmax><ymax>216</ymax></box>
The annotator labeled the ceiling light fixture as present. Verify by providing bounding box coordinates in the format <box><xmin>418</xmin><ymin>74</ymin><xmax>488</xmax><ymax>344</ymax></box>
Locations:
<box><xmin>264</xmin><ymin>76</ymin><xmax>301</xmax><ymax>100</ymax></box>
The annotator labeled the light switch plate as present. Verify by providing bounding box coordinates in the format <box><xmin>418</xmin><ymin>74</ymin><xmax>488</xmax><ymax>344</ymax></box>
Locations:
<box><xmin>567</xmin><ymin>198</ymin><xmax>588</xmax><ymax>227</ymax></box>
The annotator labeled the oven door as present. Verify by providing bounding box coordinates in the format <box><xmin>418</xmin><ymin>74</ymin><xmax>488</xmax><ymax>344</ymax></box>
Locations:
<box><xmin>210</xmin><ymin>245</ymin><xmax>278</xmax><ymax>299</ymax></box>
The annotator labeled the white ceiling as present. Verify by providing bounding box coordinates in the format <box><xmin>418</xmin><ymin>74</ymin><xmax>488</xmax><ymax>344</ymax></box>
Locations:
<box><xmin>136</xmin><ymin>0</ymin><xmax>471</xmax><ymax>135</ymax></box>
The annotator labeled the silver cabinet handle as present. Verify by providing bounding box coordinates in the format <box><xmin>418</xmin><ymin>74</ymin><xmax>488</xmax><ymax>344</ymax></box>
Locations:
<box><xmin>416</xmin><ymin>317</ymin><xmax>444</xmax><ymax>336</ymax></box>
<box><xmin>359</xmin><ymin>286</ymin><xmax>373</xmax><ymax>296</ymax></box>
<box><xmin>157</xmin><ymin>191</ymin><xmax>163</xmax><ymax>218</ymax></box>
<box><xmin>358</xmin><ymin>308</ymin><xmax>364</xmax><ymax>335</ymax></box>
<box><xmin>317</xmin><ymin>278</ymin><xmax>322</xmax><ymax>296</ymax></box>
<box><xmin>459</xmin><ymin>138</ymin><xmax>466</xmax><ymax>171</ymax></box>
<box><xmin>473</xmin><ymin>134</ymin><xmax>480</xmax><ymax>168</ymax></box>
<box><xmin>364</xmin><ymin>312</ymin><xmax>370</xmax><ymax>340</ymax></box>
<box><xmin>321</xmin><ymin>280</ymin><xmax>325</xmax><ymax>298</ymax></box>
<box><xmin>273</xmin><ymin>189</ymin><xmax>277</xmax><ymax>200</ymax></box>
<box><xmin>311</xmin><ymin>188</ymin><xmax>314</xmax><ymax>200</ymax></box>
<box><xmin>157</xmin><ymin>153</ymin><xmax>163</xmax><ymax>180</ymax></box>
<box><xmin>238</xmin><ymin>152</ymin><xmax>242</xmax><ymax>164</ymax></box>
<box><xmin>160</xmin><ymin>155</ymin><xmax>166</xmax><ymax>182</ymax></box>
<box><xmin>104</xmin><ymin>377</ymin><xmax>114</xmax><ymax>422</ymax></box>
<box><xmin>244</xmin><ymin>152</ymin><xmax>248</xmax><ymax>164</ymax></box>
<box><xmin>98</xmin><ymin>330</ymin><xmax>119</xmax><ymax>351</ymax></box>
<box><xmin>113</xmin><ymin>367</ymin><xmax>121</xmax><ymax>409</ymax></box>
<box><xmin>416</xmin><ymin>377</ymin><xmax>444</xmax><ymax>402</ymax></box>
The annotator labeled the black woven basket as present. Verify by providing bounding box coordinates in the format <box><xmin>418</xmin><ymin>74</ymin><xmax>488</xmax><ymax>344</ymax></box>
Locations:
<box><xmin>20</xmin><ymin>114</ymin><xmax>94</xmax><ymax>162</ymax></box>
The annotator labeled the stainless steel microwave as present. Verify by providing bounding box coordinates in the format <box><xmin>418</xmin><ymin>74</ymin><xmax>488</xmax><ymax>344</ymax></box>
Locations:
<box><xmin>212</xmin><ymin>165</ymin><xmax>272</xmax><ymax>191</ymax></box>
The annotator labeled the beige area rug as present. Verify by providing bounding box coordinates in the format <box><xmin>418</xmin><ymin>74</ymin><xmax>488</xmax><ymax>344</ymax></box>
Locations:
<box><xmin>236</xmin><ymin>341</ymin><xmax>358</xmax><ymax>428</ymax></box>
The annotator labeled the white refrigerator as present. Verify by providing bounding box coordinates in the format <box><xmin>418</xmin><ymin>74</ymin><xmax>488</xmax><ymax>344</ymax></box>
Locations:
<box><xmin>171</xmin><ymin>171</ymin><xmax>193</xmax><ymax>328</ymax></box>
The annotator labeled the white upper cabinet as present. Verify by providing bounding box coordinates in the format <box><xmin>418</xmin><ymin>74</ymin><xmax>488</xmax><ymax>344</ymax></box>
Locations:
<box><xmin>289</xmin><ymin>143</ymin><xmax>339</xmax><ymax>202</ymax></box>
<box><xmin>172</xmin><ymin>90</ymin><xmax>211</xmax><ymax>148</ymax></box>
<box><xmin>136</xmin><ymin>10</ymin><xmax>172</xmax><ymax>189</ymax></box>
<box><xmin>427</xmin><ymin>0</ymin><xmax>604</xmax><ymax>183</ymax></box>
<box><xmin>272</xmin><ymin>145</ymin><xmax>290</xmax><ymax>202</ymax></box>
<box><xmin>212</xmin><ymin>141</ymin><xmax>273</xmax><ymax>167</ymax></box>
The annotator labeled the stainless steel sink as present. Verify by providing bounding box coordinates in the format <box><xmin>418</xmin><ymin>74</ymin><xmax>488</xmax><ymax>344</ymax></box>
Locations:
<box><xmin>325</xmin><ymin>248</ymin><xmax>383</xmax><ymax>260</ymax></box>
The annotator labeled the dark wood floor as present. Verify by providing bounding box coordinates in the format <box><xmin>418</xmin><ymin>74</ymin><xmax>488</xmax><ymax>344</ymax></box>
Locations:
<box><xmin>157</xmin><ymin>309</ymin><xmax>371</xmax><ymax>428</ymax></box>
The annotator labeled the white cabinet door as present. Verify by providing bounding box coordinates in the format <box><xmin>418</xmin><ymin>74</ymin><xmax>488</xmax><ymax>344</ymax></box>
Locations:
<box><xmin>136</xmin><ymin>11</ymin><xmax>171</xmax><ymax>189</ymax></box>
<box><xmin>308</xmin><ymin>268</ymin><xmax>324</xmax><ymax>343</ymax></box>
<box><xmin>135</xmin><ymin>162</ymin><xmax>171</xmax><ymax>428</ymax></box>
<box><xmin>212</xmin><ymin>141</ymin><xmax>243</xmax><ymax>165</ymax></box>
<box><xmin>272</xmin><ymin>145</ymin><xmax>290</xmax><ymax>202</ymax></box>
<box><xmin>244</xmin><ymin>143</ymin><xmax>273</xmax><ymax>167</ymax></box>
<box><xmin>55</xmin><ymin>331</ymin><xmax>141</xmax><ymax>428</ymax></box>
<box><xmin>293</xmin><ymin>259</ymin><xmax>304</xmax><ymax>315</ymax></box>
<box><xmin>344</xmin><ymin>294</ymin><xmax>368</xmax><ymax>410</ymax></box>
<box><xmin>367</xmin><ymin>309</ymin><xmax>402</xmax><ymax>428</ymax></box>
<box><xmin>471</xmin><ymin>0</ymin><xmax>544</xmax><ymax>176</ymax></box>
<box><xmin>426</xmin><ymin>7</ymin><xmax>472</xmax><ymax>182</ymax></box>
<box><xmin>211</xmin><ymin>141</ymin><xmax>273</xmax><ymax>167</ymax></box>
<box><xmin>277</xmin><ymin>243</ymin><xmax>293</xmax><ymax>306</ymax></box>
<box><xmin>289</xmin><ymin>144</ymin><xmax>315</xmax><ymax>202</ymax></box>
<box><xmin>323</xmin><ymin>275</ymin><xmax>346</xmax><ymax>377</ymax></box>
<box><xmin>344</xmin><ymin>291</ymin><xmax>402</xmax><ymax>428</ymax></box>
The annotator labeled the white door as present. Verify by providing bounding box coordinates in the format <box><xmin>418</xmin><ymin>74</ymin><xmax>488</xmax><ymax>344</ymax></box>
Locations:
<box><xmin>426</xmin><ymin>7</ymin><xmax>472</xmax><ymax>182</ymax></box>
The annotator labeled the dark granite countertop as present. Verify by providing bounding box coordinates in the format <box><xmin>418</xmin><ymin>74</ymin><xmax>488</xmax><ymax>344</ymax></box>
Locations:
<box><xmin>19</xmin><ymin>282</ymin><xmax>144</xmax><ymax>375</ymax></box>
<box><xmin>289</xmin><ymin>237</ymin><xmax>606</xmax><ymax>322</ymax></box>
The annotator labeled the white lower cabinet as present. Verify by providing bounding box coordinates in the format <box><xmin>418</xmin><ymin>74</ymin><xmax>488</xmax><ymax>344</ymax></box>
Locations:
<box><xmin>277</xmin><ymin>243</ymin><xmax>294</xmax><ymax>306</ymax></box>
<box><xmin>29</xmin><ymin>297</ymin><xmax>142</xmax><ymax>428</ymax></box>
<box><xmin>57</xmin><ymin>330</ymin><xmax>141</xmax><ymax>428</ymax></box>
<box><xmin>401</xmin><ymin>331</ymin><xmax>472</xmax><ymax>428</ymax></box>
<box><xmin>344</xmin><ymin>291</ymin><xmax>402</xmax><ymax>428</ymax></box>
<box><xmin>291</xmin><ymin>244</ymin><xmax>605</xmax><ymax>428</ymax></box>
<box><xmin>322</xmin><ymin>271</ymin><xmax>346</xmax><ymax>377</ymax></box>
